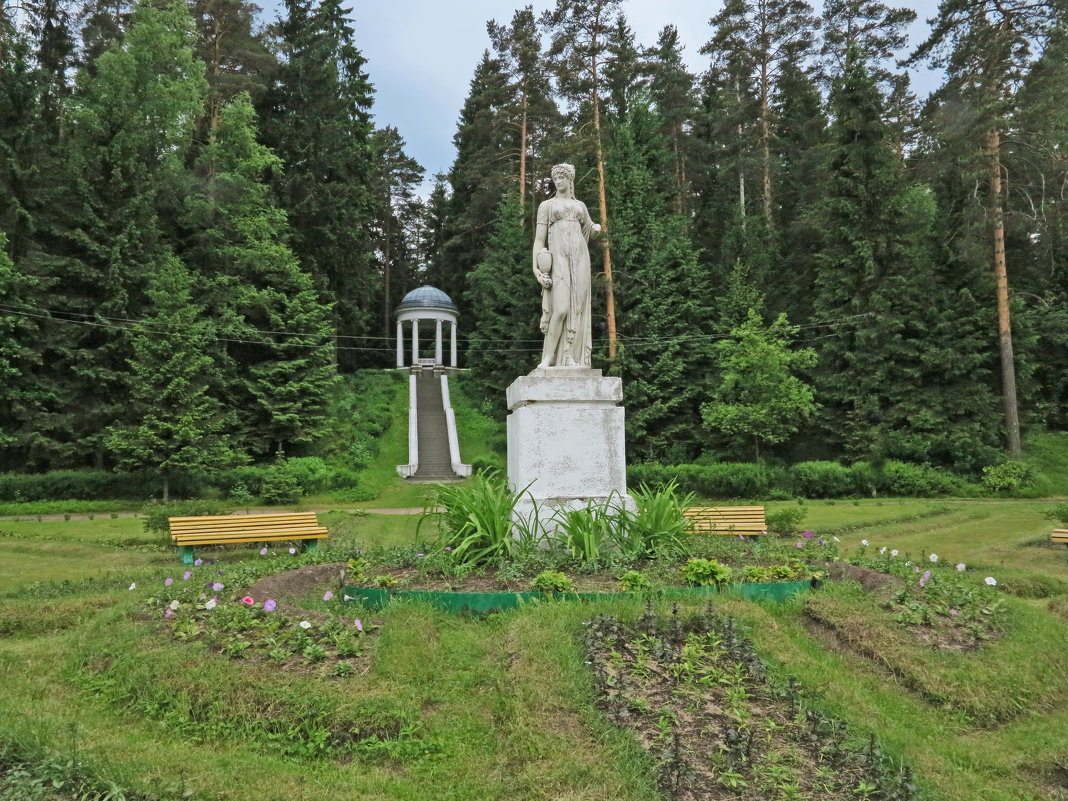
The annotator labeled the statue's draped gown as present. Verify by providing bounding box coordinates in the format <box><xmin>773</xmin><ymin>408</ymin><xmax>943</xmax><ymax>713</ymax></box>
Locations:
<box><xmin>538</xmin><ymin>196</ymin><xmax>595</xmax><ymax>367</ymax></box>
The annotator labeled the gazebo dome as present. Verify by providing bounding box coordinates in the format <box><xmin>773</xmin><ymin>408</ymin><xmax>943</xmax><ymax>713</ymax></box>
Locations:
<box><xmin>397</xmin><ymin>286</ymin><xmax>457</xmax><ymax>314</ymax></box>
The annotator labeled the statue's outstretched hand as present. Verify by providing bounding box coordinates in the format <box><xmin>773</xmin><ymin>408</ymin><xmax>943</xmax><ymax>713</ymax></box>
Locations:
<box><xmin>537</xmin><ymin>270</ymin><xmax>552</xmax><ymax>289</ymax></box>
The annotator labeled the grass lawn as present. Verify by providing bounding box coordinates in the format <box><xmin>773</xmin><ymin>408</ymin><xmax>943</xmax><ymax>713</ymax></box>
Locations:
<box><xmin>1</xmin><ymin>499</ymin><xmax>1067</xmax><ymax>800</ymax></box>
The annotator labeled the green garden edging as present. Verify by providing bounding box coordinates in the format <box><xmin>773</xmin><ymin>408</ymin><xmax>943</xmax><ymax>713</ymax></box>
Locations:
<box><xmin>342</xmin><ymin>579</ymin><xmax>816</xmax><ymax>614</ymax></box>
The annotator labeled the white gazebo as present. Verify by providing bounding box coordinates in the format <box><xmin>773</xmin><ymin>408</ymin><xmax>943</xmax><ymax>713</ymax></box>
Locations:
<box><xmin>395</xmin><ymin>286</ymin><xmax>459</xmax><ymax>368</ymax></box>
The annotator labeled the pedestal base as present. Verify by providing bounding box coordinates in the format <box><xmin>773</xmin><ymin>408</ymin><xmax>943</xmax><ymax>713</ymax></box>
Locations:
<box><xmin>506</xmin><ymin>367</ymin><xmax>631</xmax><ymax>533</ymax></box>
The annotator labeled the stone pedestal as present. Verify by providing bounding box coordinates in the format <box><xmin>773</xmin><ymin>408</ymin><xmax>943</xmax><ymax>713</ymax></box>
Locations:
<box><xmin>506</xmin><ymin>367</ymin><xmax>631</xmax><ymax>530</ymax></box>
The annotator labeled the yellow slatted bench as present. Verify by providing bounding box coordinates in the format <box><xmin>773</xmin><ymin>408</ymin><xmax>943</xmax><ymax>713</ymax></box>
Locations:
<box><xmin>683</xmin><ymin>506</ymin><xmax>767</xmax><ymax>537</ymax></box>
<box><xmin>1052</xmin><ymin>529</ymin><xmax>1068</xmax><ymax>548</ymax></box>
<box><xmin>169</xmin><ymin>512</ymin><xmax>328</xmax><ymax>565</ymax></box>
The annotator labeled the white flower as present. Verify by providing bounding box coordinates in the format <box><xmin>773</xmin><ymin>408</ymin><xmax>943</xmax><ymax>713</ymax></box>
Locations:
<box><xmin>905</xmin><ymin>561</ymin><xmax>912</xmax><ymax>566</ymax></box>
<box><xmin>205</xmin><ymin>598</ymin><xmax>217</xmax><ymax>610</ymax></box>
<box><xmin>128</xmin><ymin>583</ymin><xmax>136</xmax><ymax>590</ymax></box>
<box><xmin>861</xmin><ymin>539</ymin><xmax>869</xmax><ymax>546</ymax></box>
<box><xmin>299</xmin><ymin>620</ymin><xmax>311</xmax><ymax>629</ymax></box>
<box><xmin>169</xmin><ymin>600</ymin><xmax>180</xmax><ymax>611</ymax></box>
<box><xmin>880</xmin><ymin>546</ymin><xmax>887</xmax><ymax>555</ymax></box>
<box><xmin>956</xmin><ymin>563</ymin><xmax>966</xmax><ymax>572</ymax></box>
<box><xmin>833</xmin><ymin>536</ymin><xmax>840</xmax><ymax>542</ymax></box>
<box><xmin>890</xmin><ymin>550</ymin><xmax>899</xmax><ymax>557</ymax></box>
<box><xmin>289</xmin><ymin>548</ymin><xmax>297</xmax><ymax>554</ymax></box>
<box><xmin>985</xmin><ymin>576</ymin><xmax>997</xmax><ymax>586</ymax></box>
<box><xmin>929</xmin><ymin>553</ymin><xmax>938</xmax><ymax>563</ymax></box>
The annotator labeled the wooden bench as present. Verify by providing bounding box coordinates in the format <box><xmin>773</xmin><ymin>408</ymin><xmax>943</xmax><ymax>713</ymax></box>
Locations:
<box><xmin>683</xmin><ymin>506</ymin><xmax>766</xmax><ymax>537</ymax></box>
<box><xmin>1052</xmin><ymin>529</ymin><xmax>1068</xmax><ymax>548</ymax></box>
<box><xmin>169</xmin><ymin>512</ymin><xmax>328</xmax><ymax>565</ymax></box>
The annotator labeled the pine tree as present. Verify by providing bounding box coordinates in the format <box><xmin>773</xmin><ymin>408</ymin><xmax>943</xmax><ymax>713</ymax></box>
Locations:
<box><xmin>908</xmin><ymin>0</ymin><xmax>1057</xmax><ymax>456</ymax></box>
<box><xmin>541</xmin><ymin>0</ymin><xmax>624</xmax><ymax>361</ymax></box>
<box><xmin>647</xmin><ymin>25</ymin><xmax>697</xmax><ymax>215</ymax></box>
<box><xmin>0</xmin><ymin>234</ymin><xmax>40</xmax><ymax>454</ymax></box>
<box><xmin>107</xmin><ymin>255</ymin><xmax>239</xmax><ymax>500</ymax></box>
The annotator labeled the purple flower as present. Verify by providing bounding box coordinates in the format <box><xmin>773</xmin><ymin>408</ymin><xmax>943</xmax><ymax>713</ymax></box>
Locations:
<box><xmin>164</xmin><ymin>578</ymin><xmax>173</xmax><ymax>586</ymax></box>
<box><xmin>445</xmin><ymin>546</ymin><xmax>452</xmax><ymax>551</ymax></box>
<box><xmin>818</xmin><ymin>540</ymin><xmax>824</xmax><ymax>546</ymax></box>
<box><xmin>183</xmin><ymin>572</ymin><xmax>191</xmax><ymax>580</ymax></box>
<box><xmin>264</xmin><ymin>599</ymin><xmax>277</xmax><ymax>612</ymax></box>
<box><xmin>803</xmin><ymin>531</ymin><xmax>812</xmax><ymax>539</ymax></box>
<box><xmin>949</xmin><ymin>609</ymin><xmax>959</xmax><ymax>615</ymax></box>
<box><xmin>417</xmin><ymin>553</ymin><xmax>425</xmax><ymax>557</ymax></box>
<box><xmin>354</xmin><ymin>619</ymin><xmax>363</xmax><ymax>631</ymax></box>
<box><xmin>738</xmin><ymin>534</ymin><xmax>745</xmax><ymax>540</ymax></box>
<box><xmin>194</xmin><ymin>559</ymin><xmax>203</xmax><ymax>566</ymax></box>
<box><xmin>323</xmin><ymin>591</ymin><xmax>334</xmax><ymax>601</ymax></box>
<box><xmin>289</xmin><ymin>548</ymin><xmax>296</xmax><ymax>554</ymax></box>
<box><xmin>212</xmin><ymin>582</ymin><xmax>224</xmax><ymax>591</ymax></box>
<box><xmin>260</xmin><ymin>548</ymin><xmax>268</xmax><ymax>556</ymax></box>
<box><xmin>164</xmin><ymin>609</ymin><xmax>173</xmax><ymax>619</ymax></box>
<box><xmin>216</xmin><ymin>569</ymin><xmax>223</xmax><ymax>575</ymax></box>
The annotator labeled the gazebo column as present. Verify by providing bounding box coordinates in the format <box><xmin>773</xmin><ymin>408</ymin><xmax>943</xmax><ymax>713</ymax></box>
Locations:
<box><xmin>435</xmin><ymin>319</ymin><xmax>443</xmax><ymax>365</ymax></box>
<box><xmin>411</xmin><ymin>319</ymin><xmax>419</xmax><ymax>365</ymax></box>
<box><xmin>396</xmin><ymin>320</ymin><xmax>404</xmax><ymax>368</ymax></box>
<box><xmin>450</xmin><ymin>321</ymin><xmax>457</xmax><ymax>367</ymax></box>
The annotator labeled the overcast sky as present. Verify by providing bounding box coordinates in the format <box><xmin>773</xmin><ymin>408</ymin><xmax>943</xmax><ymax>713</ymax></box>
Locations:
<box><xmin>262</xmin><ymin>1</ymin><xmax>942</xmax><ymax>191</ymax></box>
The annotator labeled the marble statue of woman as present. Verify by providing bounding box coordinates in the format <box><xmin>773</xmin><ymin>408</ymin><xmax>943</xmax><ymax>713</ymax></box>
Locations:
<box><xmin>532</xmin><ymin>163</ymin><xmax>601</xmax><ymax>368</ymax></box>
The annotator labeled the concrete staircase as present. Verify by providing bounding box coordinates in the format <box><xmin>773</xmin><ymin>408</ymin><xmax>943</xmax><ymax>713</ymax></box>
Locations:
<box><xmin>411</xmin><ymin>369</ymin><xmax>459</xmax><ymax>481</ymax></box>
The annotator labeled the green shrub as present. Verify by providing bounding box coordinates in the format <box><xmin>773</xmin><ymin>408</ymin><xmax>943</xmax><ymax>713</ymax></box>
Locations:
<box><xmin>1046</xmin><ymin>504</ymin><xmax>1068</xmax><ymax>526</ymax></box>
<box><xmin>261</xmin><ymin>463</ymin><xmax>302</xmax><ymax>505</ymax></box>
<box><xmin>790</xmin><ymin>461</ymin><xmax>857</xmax><ymax>498</ymax></box>
<box><xmin>284</xmin><ymin>457</ymin><xmax>333</xmax><ymax>495</ymax></box>
<box><xmin>766</xmin><ymin>504</ymin><xmax>807</xmax><ymax>534</ymax></box>
<box><xmin>877</xmin><ymin>461</ymin><xmax>960</xmax><ymax>496</ymax></box>
<box><xmin>981</xmin><ymin>461</ymin><xmax>1034</xmax><ymax>494</ymax></box>
<box><xmin>530</xmin><ymin>571</ymin><xmax>573</xmax><ymax>593</ymax></box>
<box><xmin>0</xmin><ymin>470</ymin><xmax>169</xmax><ymax>502</ymax></box>
<box><xmin>141</xmin><ymin>499</ymin><xmax>228</xmax><ymax>541</ymax></box>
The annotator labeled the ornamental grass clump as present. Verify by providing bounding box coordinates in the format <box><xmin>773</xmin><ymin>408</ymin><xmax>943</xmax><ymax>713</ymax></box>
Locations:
<box><xmin>420</xmin><ymin>471</ymin><xmax>538</xmax><ymax>566</ymax></box>
<box><xmin>619</xmin><ymin>481</ymin><xmax>694</xmax><ymax>560</ymax></box>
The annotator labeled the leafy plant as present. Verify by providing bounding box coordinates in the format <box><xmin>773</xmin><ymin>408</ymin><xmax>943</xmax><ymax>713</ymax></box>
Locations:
<box><xmin>682</xmin><ymin>558</ymin><xmax>733</xmax><ymax>588</ymax></box>
<box><xmin>374</xmin><ymin>574</ymin><xmax>398</xmax><ymax>588</ymax></box>
<box><xmin>552</xmin><ymin>497</ymin><xmax>617</xmax><ymax>562</ymax></box>
<box><xmin>618</xmin><ymin>570</ymin><xmax>652</xmax><ymax>593</ymax></box>
<box><xmin>981</xmin><ymin>460</ymin><xmax>1034</xmax><ymax>493</ymax></box>
<box><xmin>530</xmin><ymin>571</ymin><xmax>573</xmax><ymax>593</ymax></box>
<box><xmin>766</xmin><ymin>504</ymin><xmax>807</xmax><ymax>534</ymax></box>
<box><xmin>1046</xmin><ymin>503</ymin><xmax>1068</xmax><ymax>526</ymax></box>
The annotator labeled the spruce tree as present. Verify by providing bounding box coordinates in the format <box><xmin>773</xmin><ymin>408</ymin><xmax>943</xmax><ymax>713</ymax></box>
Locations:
<box><xmin>181</xmin><ymin>94</ymin><xmax>336</xmax><ymax>457</ymax></box>
<box><xmin>465</xmin><ymin>192</ymin><xmax>541</xmax><ymax>413</ymax></box>
<box><xmin>107</xmin><ymin>255</ymin><xmax>240</xmax><ymax>500</ymax></box>
<box><xmin>811</xmin><ymin>53</ymin><xmax>1001</xmax><ymax>470</ymax></box>
<box><xmin>259</xmin><ymin>0</ymin><xmax>376</xmax><ymax>371</ymax></box>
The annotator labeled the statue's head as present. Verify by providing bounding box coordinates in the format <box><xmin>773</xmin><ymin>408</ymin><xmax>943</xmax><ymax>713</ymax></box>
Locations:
<box><xmin>550</xmin><ymin>163</ymin><xmax>576</xmax><ymax>185</ymax></box>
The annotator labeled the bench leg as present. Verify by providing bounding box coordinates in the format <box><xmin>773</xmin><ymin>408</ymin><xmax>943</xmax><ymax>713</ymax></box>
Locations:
<box><xmin>178</xmin><ymin>546</ymin><xmax>196</xmax><ymax>566</ymax></box>
<box><xmin>304</xmin><ymin>539</ymin><xmax>319</xmax><ymax>555</ymax></box>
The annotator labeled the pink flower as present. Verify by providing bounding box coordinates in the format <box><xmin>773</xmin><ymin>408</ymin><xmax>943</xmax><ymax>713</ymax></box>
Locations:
<box><xmin>323</xmin><ymin>591</ymin><xmax>334</xmax><ymax>601</ymax></box>
<box><xmin>264</xmin><ymin>600</ymin><xmax>277</xmax><ymax>612</ymax></box>
<box><xmin>164</xmin><ymin>578</ymin><xmax>173</xmax><ymax>586</ymax></box>
<box><xmin>949</xmin><ymin>609</ymin><xmax>959</xmax><ymax>615</ymax></box>
<box><xmin>260</xmin><ymin>548</ymin><xmax>268</xmax><ymax>556</ymax></box>
<box><xmin>183</xmin><ymin>572</ymin><xmax>191</xmax><ymax>580</ymax></box>
<box><xmin>212</xmin><ymin>582</ymin><xmax>224</xmax><ymax>591</ymax></box>
<box><xmin>354</xmin><ymin>619</ymin><xmax>363</xmax><ymax>631</ymax></box>
<box><xmin>738</xmin><ymin>534</ymin><xmax>744</xmax><ymax>540</ymax></box>
<box><xmin>241</xmin><ymin>596</ymin><xmax>254</xmax><ymax>605</ymax></box>
<box><xmin>164</xmin><ymin>609</ymin><xmax>173</xmax><ymax>619</ymax></box>
<box><xmin>795</xmin><ymin>541</ymin><xmax>804</xmax><ymax>549</ymax></box>
<box><xmin>803</xmin><ymin>531</ymin><xmax>812</xmax><ymax>539</ymax></box>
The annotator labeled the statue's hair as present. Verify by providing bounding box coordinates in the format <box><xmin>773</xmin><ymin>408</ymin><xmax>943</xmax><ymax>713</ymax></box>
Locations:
<box><xmin>550</xmin><ymin>163</ymin><xmax>576</xmax><ymax>183</ymax></box>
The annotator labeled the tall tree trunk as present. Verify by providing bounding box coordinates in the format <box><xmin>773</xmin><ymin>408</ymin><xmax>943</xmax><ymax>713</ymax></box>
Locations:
<box><xmin>988</xmin><ymin>125</ymin><xmax>1022</xmax><ymax>457</ymax></box>
<box><xmin>759</xmin><ymin>63</ymin><xmax>772</xmax><ymax>221</ymax></box>
<box><xmin>591</xmin><ymin>72</ymin><xmax>617</xmax><ymax>361</ymax></box>
<box><xmin>382</xmin><ymin>188</ymin><xmax>392</xmax><ymax>342</ymax></box>
<box><xmin>519</xmin><ymin>92</ymin><xmax>528</xmax><ymax>222</ymax></box>
<box><xmin>736</xmin><ymin>78</ymin><xmax>746</xmax><ymax>229</ymax></box>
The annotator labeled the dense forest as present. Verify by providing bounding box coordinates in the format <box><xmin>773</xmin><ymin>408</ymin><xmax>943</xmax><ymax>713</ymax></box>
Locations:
<box><xmin>1</xmin><ymin>0</ymin><xmax>1066</xmax><ymax>485</ymax></box>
